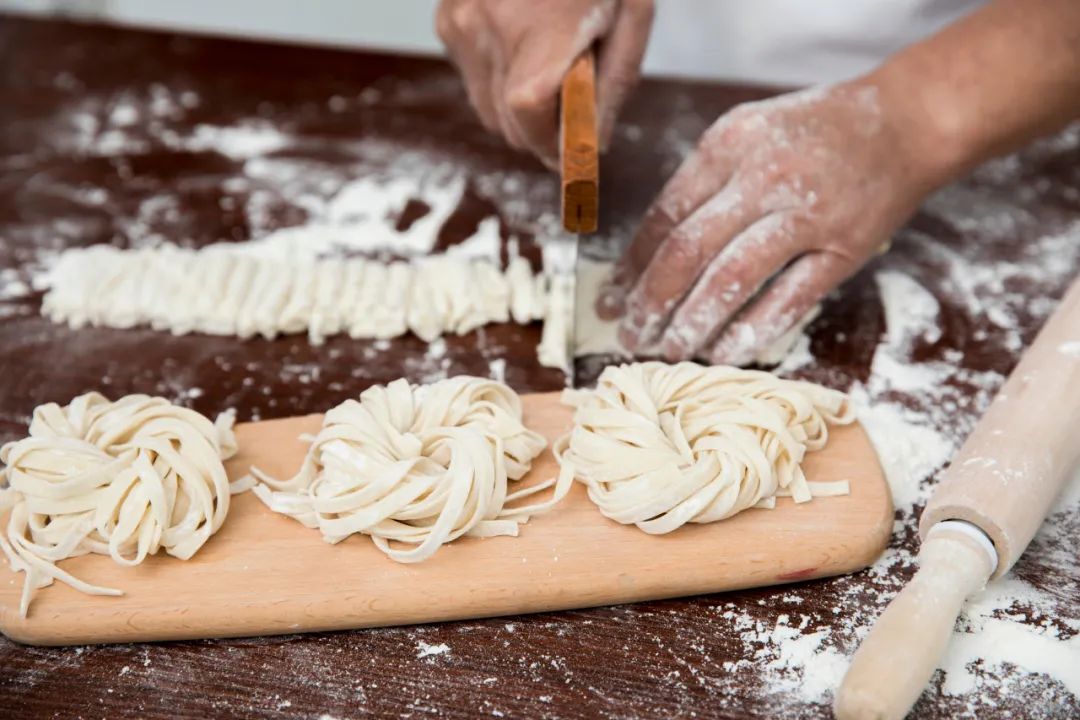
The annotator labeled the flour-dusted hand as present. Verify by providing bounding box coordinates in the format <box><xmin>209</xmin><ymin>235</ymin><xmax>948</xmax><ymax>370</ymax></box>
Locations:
<box><xmin>597</xmin><ymin>80</ymin><xmax>944</xmax><ymax>365</ymax></box>
<box><xmin>435</xmin><ymin>0</ymin><xmax>654</xmax><ymax>167</ymax></box>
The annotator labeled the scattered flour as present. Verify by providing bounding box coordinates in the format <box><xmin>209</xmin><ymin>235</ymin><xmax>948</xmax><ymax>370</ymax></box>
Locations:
<box><xmin>416</xmin><ymin>641</ymin><xmax>451</xmax><ymax>659</ymax></box>
<box><xmin>876</xmin><ymin>270</ymin><xmax>943</xmax><ymax>349</ymax></box>
<box><xmin>848</xmin><ymin>383</ymin><xmax>955</xmax><ymax>513</ymax></box>
<box><xmin>488</xmin><ymin>358</ymin><xmax>507</xmax><ymax>384</ymax></box>
<box><xmin>182</xmin><ymin>123</ymin><xmax>292</xmax><ymax>160</ymax></box>
<box><xmin>942</xmin><ymin>576</ymin><xmax>1080</xmax><ymax>698</ymax></box>
<box><xmin>738</xmin><ymin>616</ymin><xmax>851</xmax><ymax>704</ymax></box>
<box><xmin>219</xmin><ymin>173</ymin><xmax>468</xmax><ymax>262</ymax></box>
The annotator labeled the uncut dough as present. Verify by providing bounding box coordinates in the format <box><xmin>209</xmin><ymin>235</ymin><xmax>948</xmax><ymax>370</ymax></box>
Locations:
<box><xmin>250</xmin><ymin>376</ymin><xmax>572</xmax><ymax>562</ymax></box>
<box><xmin>0</xmin><ymin>393</ymin><xmax>237</xmax><ymax>617</ymax></box>
<box><xmin>555</xmin><ymin>362</ymin><xmax>855</xmax><ymax>533</ymax></box>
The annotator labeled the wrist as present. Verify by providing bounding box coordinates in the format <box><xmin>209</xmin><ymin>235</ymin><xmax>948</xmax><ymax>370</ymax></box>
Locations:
<box><xmin>856</xmin><ymin>59</ymin><xmax>978</xmax><ymax>195</ymax></box>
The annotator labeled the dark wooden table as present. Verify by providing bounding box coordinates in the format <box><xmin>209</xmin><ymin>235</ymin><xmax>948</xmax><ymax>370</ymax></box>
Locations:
<box><xmin>2</xmin><ymin>15</ymin><xmax>1078</xmax><ymax>720</ymax></box>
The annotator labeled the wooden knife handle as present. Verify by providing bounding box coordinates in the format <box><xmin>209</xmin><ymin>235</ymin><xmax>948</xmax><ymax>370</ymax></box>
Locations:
<box><xmin>560</xmin><ymin>52</ymin><xmax>599</xmax><ymax>234</ymax></box>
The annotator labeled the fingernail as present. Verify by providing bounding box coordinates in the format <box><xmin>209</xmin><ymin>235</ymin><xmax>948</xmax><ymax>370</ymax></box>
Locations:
<box><xmin>618</xmin><ymin>322</ymin><xmax>640</xmax><ymax>352</ymax></box>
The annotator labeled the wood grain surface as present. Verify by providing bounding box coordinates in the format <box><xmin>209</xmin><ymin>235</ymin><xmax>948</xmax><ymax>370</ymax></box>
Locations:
<box><xmin>0</xmin><ymin>394</ymin><xmax>889</xmax><ymax>646</ymax></box>
<box><xmin>1</xmin><ymin>14</ymin><xmax>1079</xmax><ymax>720</ymax></box>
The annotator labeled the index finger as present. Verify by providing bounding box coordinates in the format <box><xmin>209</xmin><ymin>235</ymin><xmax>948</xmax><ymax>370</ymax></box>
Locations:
<box><xmin>596</xmin><ymin>126</ymin><xmax>737</xmax><ymax>319</ymax></box>
<box><xmin>501</xmin><ymin>6</ymin><xmax>615</xmax><ymax>165</ymax></box>
<box><xmin>437</xmin><ymin>1</ymin><xmax>501</xmax><ymax>131</ymax></box>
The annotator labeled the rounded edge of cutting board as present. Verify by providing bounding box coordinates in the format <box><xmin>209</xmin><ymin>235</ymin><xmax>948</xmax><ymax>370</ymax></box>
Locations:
<box><xmin>0</xmin><ymin>392</ymin><xmax>895</xmax><ymax>646</ymax></box>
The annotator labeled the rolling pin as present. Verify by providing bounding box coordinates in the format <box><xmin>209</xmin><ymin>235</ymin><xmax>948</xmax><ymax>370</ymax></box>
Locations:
<box><xmin>834</xmin><ymin>274</ymin><xmax>1080</xmax><ymax>719</ymax></box>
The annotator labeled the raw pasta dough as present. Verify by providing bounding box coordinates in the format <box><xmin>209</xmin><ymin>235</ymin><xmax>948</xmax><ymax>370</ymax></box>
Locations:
<box><xmin>555</xmin><ymin>362</ymin><xmax>855</xmax><ymax>533</ymax></box>
<box><xmin>41</xmin><ymin>245</ymin><xmax>548</xmax><ymax>347</ymax></box>
<box><xmin>0</xmin><ymin>393</ymin><xmax>237</xmax><ymax>617</ymax></box>
<box><xmin>250</xmin><ymin>376</ymin><xmax>571</xmax><ymax>562</ymax></box>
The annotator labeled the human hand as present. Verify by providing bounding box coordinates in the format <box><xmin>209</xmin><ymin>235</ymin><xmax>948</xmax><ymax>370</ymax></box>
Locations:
<box><xmin>435</xmin><ymin>0</ymin><xmax>654</xmax><ymax>168</ymax></box>
<box><xmin>597</xmin><ymin>78</ymin><xmax>946</xmax><ymax>365</ymax></box>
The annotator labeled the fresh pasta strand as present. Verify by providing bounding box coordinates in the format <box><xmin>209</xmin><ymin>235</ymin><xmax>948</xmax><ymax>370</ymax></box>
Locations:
<box><xmin>41</xmin><ymin>245</ymin><xmax>549</xmax><ymax>348</ymax></box>
<box><xmin>0</xmin><ymin>393</ymin><xmax>238</xmax><ymax>617</ymax></box>
<box><xmin>554</xmin><ymin>362</ymin><xmax>855</xmax><ymax>534</ymax></box>
<box><xmin>249</xmin><ymin>376</ymin><xmax>572</xmax><ymax>562</ymax></box>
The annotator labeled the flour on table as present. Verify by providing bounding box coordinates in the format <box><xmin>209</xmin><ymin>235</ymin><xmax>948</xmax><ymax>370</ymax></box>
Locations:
<box><xmin>179</xmin><ymin>171</ymin><xmax>465</xmax><ymax>261</ymax></box>
<box><xmin>8</xmin><ymin>72</ymin><xmax>1080</xmax><ymax>715</ymax></box>
<box><xmin>876</xmin><ymin>270</ymin><xmax>943</xmax><ymax>349</ymax></box>
<box><xmin>847</xmin><ymin>384</ymin><xmax>954</xmax><ymax>513</ymax></box>
<box><xmin>943</xmin><ymin>578</ymin><xmax>1080</xmax><ymax>698</ymax></box>
<box><xmin>416</xmin><ymin>641</ymin><xmax>451</xmax><ymax>659</ymax></box>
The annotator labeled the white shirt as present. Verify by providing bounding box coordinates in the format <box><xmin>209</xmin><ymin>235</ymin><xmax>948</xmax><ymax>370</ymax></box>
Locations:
<box><xmin>644</xmin><ymin>0</ymin><xmax>987</xmax><ymax>85</ymax></box>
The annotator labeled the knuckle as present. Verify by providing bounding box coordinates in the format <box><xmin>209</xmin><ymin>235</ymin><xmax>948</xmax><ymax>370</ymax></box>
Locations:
<box><xmin>700</xmin><ymin>116</ymin><xmax>742</xmax><ymax>153</ymax></box>
<box><xmin>664</xmin><ymin>232</ymin><xmax>704</xmax><ymax>269</ymax></box>
<box><xmin>784</xmin><ymin>213</ymin><xmax>814</xmax><ymax>237</ymax></box>
<box><xmin>699</xmin><ymin>118</ymin><xmax>727</xmax><ymax>146</ymax></box>
<box><xmin>725</xmin><ymin>102</ymin><xmax>768</xmax><ymax>135</ymax></box>
<box><xmin>695</xmin><ymin>133</ymin><xmax>731</xmax><ymax>170</ymax></box>
<box><xmin>450</xmin><ymin>2</ymin><xmax>481</xmax><ymax>34</ymax></box>
<box><xmin>646</xmin><ymin>200</ymin><xmax>679</xmax><ymax>229</ymax></box>
<box><xmin>506</xmin><ymin>82</ymin><xmax>545</xmax><ymax>114</ymax></box>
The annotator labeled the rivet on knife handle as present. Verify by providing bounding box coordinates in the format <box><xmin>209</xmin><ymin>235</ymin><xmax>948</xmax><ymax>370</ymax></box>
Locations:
<box><xmin>560</xmin><ymin>52</ymin><xmax>598</xmax><ymax>234</ymax></box>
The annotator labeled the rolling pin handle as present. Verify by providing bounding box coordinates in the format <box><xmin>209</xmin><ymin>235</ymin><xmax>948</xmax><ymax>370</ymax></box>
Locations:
<box><xmin>928</xmin><ymin>519</ymin><xmax>998</xmax><ymax>575</ymax></box>
<box><xmin>834</xmin><ymin>522</ymin><xmax>997</xmax><ymax>720</ymax></box>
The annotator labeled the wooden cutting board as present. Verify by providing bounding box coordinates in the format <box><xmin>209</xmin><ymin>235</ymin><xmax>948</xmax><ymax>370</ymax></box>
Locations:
<box><xmin>0</xmin><ymin>392</ymin><xmax>893</xmax><ymax>646</ymax></box>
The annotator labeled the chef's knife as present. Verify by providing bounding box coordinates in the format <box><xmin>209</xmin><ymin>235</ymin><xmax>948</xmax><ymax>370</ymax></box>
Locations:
<box><xmin>549</xmin><ymin>51</ymin><xmax>600</xmax><ymax>382</ymax></box>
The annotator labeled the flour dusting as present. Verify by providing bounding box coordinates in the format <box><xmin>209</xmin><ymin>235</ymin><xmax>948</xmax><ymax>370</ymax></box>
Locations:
<box><xmin>416</xmin><ymin>641</ymin><xmax>451</xmax><ymax>659</ymax></box>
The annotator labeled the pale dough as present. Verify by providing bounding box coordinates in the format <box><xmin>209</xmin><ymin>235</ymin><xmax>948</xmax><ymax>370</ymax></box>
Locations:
<box><xmin>0</xmin><ymin>393</ymin><xmax>237</xmax><ymax>617</ymax></box>
<box><xmin>249</xmin><ymin>376</ymin><xmax>572</xmax><ymax>562</ymax></box>
<box><xmin>42</xmin><ymin>245</ymin><xmax>549</xmax><ymax>348</ymax></box>
<box><xmin>537</xmin><ymin>272</ymin><xmax>575</xmax><ymax>372</ymax></box>
<box><xmin>554</xmin><ymin>362</ymin><xmax>854</xmax><ymax>533</ymax></box>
